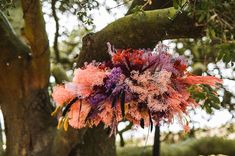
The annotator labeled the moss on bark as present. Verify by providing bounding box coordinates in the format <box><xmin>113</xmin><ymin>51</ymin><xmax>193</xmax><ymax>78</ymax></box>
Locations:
<box><xmin>77</xmin><ymin>7</ymin><xmax>203</xmax><ymax>66</ymax></box>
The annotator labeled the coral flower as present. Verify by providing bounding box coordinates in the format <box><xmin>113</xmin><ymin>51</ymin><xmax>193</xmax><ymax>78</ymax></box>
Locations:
<box><xmin>98</xmin><ymin>101</ymin><xmax>122</xmax><ymax>126</ymax></box>
<box><xmin>68</xmin><ymin>101</ymin><xmax>91</xmax><ymax>129</ymax></box>
<box><xmin>72</xmin><ymin>64</ymin><xmax>107</xmax><ymax>97</ymax></box>
<box><xmin>52</xmin><ymin>85</ymin><xmax>76</xmax><ymax>106</ymax></box>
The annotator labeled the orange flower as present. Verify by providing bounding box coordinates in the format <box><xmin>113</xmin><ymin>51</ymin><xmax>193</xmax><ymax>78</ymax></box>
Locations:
<box><xmin>68</xmin><ymin>101</ymin><xmax>91</xmax><ymax>129</ymax></box>
<box><xmin>179</xmin><ymin>76</ymin><xmax>223</xmax><ymax>86</ymax></box>
<box><xmin>112</xmin><ymin>49</ymin><xmax>146</xmax><ymax>65</ymax></box>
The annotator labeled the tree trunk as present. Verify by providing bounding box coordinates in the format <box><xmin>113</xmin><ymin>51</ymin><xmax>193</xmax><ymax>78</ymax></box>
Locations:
<box><xmin>152</xmin><ymin>126</ymin><xmax>160</xmax><ymax>156</ymax></box>
<box><xmin>0</xmin><ymin>8</ymin><xmax>56</xmax><ymax>155</ymax></box>
<box><xmin>1</xmin><ymin>89</ymin><xmax>56</xmax><ymax>156</ymax></box>
<box><xmin>68</xmin><ymin>124</ymin><xmax>116</xmax><ymax>156</ymax></box>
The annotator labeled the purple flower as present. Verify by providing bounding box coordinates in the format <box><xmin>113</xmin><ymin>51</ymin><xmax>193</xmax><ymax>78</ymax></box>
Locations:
<box><xmin>158</xmin><ymin>52</ymin><xmax>173</xmax><ymax>70</ymax></box>
<box><xmin>105</xmin><ymin>67</ymin><xmax>133</xmax><ymax>101</ymax></box>
<box><xmin>154</xmin><ymin>52</ymin><xmax>187</xmax><ymax>77</ymax></box>
<box><xmin>105</xmin><ymin>67</ymin><xmax>122</xmax><ymax>91</ymax></box>
<box><xmin>88</xmin><ymin>93</ymin><xmax>107</xmax><ymax>105</ymax></box>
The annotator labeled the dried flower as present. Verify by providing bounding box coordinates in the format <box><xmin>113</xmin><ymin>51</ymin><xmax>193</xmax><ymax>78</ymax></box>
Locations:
<box><xmin>72</xmin><ymin>63</ymin><xmax>107</xmax><ymax>98</ymax></box>
<box><xmin>52</xmin><ymin>85</ymin><xmax>76</xmax><ymax>106</ymax></box>
<box><xmin>51</xmin><ymin>43</ymin><xmax>222</xmax><ymax>134</ymax></box>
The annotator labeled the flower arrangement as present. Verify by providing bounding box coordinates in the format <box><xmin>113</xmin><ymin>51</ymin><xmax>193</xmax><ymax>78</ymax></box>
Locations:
<box><xmin>51</xmin><ymin>43</ymin><xmax>222</xmax><ymax>134</ymax></box>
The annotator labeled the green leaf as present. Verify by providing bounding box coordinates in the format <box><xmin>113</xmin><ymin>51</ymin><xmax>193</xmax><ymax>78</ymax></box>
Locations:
<box><xmin>198</xmin><ymin>14</ymin><xmax>206</xmax><ymax>23</ymax></box>
<box><xmin>211</xmin><ymin>102</ymin><xmax>220</xmax><ymax>110</ymax></box>
<box><xmin>209</xmin><ymin>29</ymin><xmax>216</xmax><ymax>38</ymax></box>
<box><xmin>204</xmin><ymin>100</ymin><xmax>213</xmax><ymax>114</ymax></box>
<box><xmin>209</xmin><ymin>94</ymin><xmax>220</xmax><ymax>104</ymax></box>
<box><xmin>196</xmin><ymin>92</ymin><xmax>206</xmax><ymax>99</ymax></box>
<box><xmin>205</xmin><ymin>106</ymin><xmax>213</xmax><ymax>114</ymax></box>
<box><xmin>217</xmin><ymin>50</ymin><xmax>224</xmax><ymax>61</ymax></box>
<box><xmin>223</xmin><ymin>52</ymin><xmax>231</xmax><ymax>63</ymax></box>
<box><xmin>131</xmin><ymin>5</ymin><xmax>143</xmax><ymax>14</ymax></box>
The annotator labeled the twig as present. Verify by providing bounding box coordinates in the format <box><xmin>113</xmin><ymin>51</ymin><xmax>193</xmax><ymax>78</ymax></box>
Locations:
<box><xmin>106</xmin><ymin>0</ymin><xmax>132</xmax><ymax>11</ymax></box>
<box><xmin>117</xmin><ymin>122</ymin><xmax>133</xmax><ymax>147</ymax></box>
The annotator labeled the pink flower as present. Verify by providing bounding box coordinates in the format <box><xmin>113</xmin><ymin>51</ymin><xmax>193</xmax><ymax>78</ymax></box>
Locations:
<box><xmin>98</xmin><ymin>103</ymin><xmax>114</xmax><ymax>126</ymax></box>
<box><xmin>125</xmin><ymin>102</ymin><xmax>150</xmax><ymax>127</ymax></box>
<box><xmin>98</xmin><ymin>101</ymin><xmax>122</xmax><ymax>126</ymax></box>
<box><xmin>147</xmin><ymin>95</ymin><xmax>168</xmax><ymax>112</ymax></box>
<box><xmin>52</xmin><ymin>85</ymin><xmax>75</xmax><ymax>106</ymax></box>
<box><xmin>65</xmin><ymin>82</ymin><xmax>90</xmax><ymax>98</ymax></box>
<box><xmin>72</xmin><ymin>64</ymin><xmax>107</xmax><ymax>97</ymax></box>
<box><xmin>126</xmin><ymin>70</ymin><xmax>172</xmax><ymax>111</ymax></box>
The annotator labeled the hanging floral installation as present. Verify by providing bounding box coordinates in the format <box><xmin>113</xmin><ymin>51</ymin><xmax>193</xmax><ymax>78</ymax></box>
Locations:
<box><xmin>51</xmin><ymin>43</ymin><xmax>222</xmax><ymax>135</ymax></box>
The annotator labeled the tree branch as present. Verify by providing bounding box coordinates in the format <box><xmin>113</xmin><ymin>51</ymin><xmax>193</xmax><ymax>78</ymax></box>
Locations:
<box><xmin>20</xmin><ymin>0</ymin><xmax>49</xmax><ymax>56</ymax></box>
<box><xmin>117</xmin><ymin>122</ymin><xmax>133</xmax><ymax>147</ymax></box>
<box><xmin>77</xmin><ymin>7</ymin><xmax>203</xmax><ymax>66</ymax></box>
<box><xmin>20</xmin><ymin>0</ymin><xmax>50</xmax><ymax>89</ymax></box>
<box><xmin>51</xmin><ymin>0</ymin><xmax>60</xmax><ymax>62</ymax></box>
<box><xmin>0</xmin><ymin>10</ymin><xmax>31</xmax><ymax>97</ymax></box>
<box><xmin>0</xmin><ymin>10</ymin><xmax>30</xmax><ymax>62</ymax></box>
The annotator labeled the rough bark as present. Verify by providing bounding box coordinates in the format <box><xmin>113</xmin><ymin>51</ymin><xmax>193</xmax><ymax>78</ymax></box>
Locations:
<box><xmin>68</xmin><ymin>124</ymin><xmax>116</xmax><ymax>156</ymax></box>
<box><xmin>0</xmin><ymin>9</ymin><xmax>55</xmax><ymax>155</ymax></box>
<box><xmin>77</xmin><ymin>7</ymin><xmax>203</xmax><ymax>66</ymax></box>
<box><xmin>20</xmin><ymin>0</ymin><xmax>50</xmax><ymax>89</ymax></box>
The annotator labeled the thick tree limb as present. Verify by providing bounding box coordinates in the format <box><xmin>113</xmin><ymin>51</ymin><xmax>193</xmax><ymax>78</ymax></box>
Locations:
<box><xmin>0</xmin><ymin>10</ymin><xmax>30</xmax><ymax>96</ymax></box>
<box><xmin>77</xmin><ymin>7</ymin><xmax>203</xmax><ymax>66</ymax></box>
<box><xmin>0</xmin><ymin>10</ymin><xmax>30</xmax><ymax>59</ymax></box>
<box><xmin>20</xmin><ymin>0</ymin><xmax>50</xmax><ymax>89</ymax></box>
<box><xmin>20</xmin><ymin>0</ymin><xmax>49</xmax><ymax>56</ymax></box>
